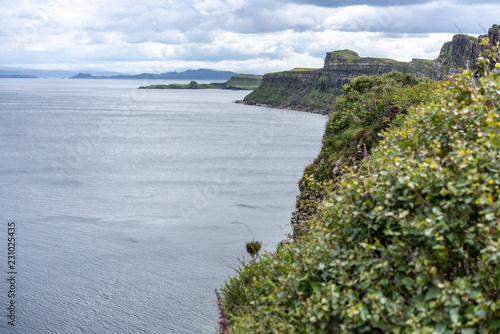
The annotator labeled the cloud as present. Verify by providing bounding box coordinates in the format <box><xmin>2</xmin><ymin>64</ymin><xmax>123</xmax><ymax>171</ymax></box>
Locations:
<box><xmin>278</xmin><ymin>0</ymin><xmax>500</xmax><ymax>8</ymax></box>
<box><xmin>276</xmin><ymin>0</ymin><xmax>433</xmax><ymax>8</ymax></box>
<box><xmin>1</xmin><ymin>0</ymin><xmax>499</xmax><ymax>74</ymax></box>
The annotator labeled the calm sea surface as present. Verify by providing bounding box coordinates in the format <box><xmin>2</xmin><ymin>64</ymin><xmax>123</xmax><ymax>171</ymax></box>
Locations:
<box><xmin>0</xmin><ymin>78</ymin><xmax>325</xmax><ymax>333</ymax></box>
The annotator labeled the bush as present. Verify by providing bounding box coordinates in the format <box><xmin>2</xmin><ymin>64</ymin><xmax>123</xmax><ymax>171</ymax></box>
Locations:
<box><xmin>220</xmin><ymin>67</ymin><xmax>500</xmax><ymax>332</ymax></box>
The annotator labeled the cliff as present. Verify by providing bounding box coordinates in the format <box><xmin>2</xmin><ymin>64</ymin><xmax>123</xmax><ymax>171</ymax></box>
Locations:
<box><xmin>238</xmin><ymin>25</ymin><xmax>500</xmax><ymax>114</ymax></box>
<box><xmin>238</xmin><ymin>52</ymin><xmax>436</xmax><ymax>114</ymax></box>
<box><xmin>237</xmin><ymin>69</ymin><xmax>326</xmax><ymax>113</ymax></box>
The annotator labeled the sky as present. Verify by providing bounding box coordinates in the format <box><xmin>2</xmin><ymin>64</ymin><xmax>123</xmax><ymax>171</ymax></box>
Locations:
<box><xmin>1</xmin><ymin>0</ymin><xmax>499</xmax><ymax>74</ymax></box>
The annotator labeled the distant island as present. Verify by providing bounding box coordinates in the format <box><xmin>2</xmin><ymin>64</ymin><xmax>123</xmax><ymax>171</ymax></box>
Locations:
<box><xmin>138</xmin><ymin>74</ymin><xmax>263</xmax><ymax>90</ymax></box>
<box><xmin>0</xmin><ymin>72</ymin><xmax>37</xmax><ymax>79</ymax></box>
<box><xmin>70</xmin><ymin>68</ymin><xmax>237</xmax><ymax>80</ymax></box>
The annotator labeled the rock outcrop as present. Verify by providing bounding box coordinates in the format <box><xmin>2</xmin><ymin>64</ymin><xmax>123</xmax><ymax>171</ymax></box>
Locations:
<box><xmin>323</xmin><ymin>50</ymin><xmax>437</xmax><ymax>81</ymax></box>
<box><xmin>435</xmin><ymin>24</ymin><xmax>500</xmax><ymax>78</ymax></box>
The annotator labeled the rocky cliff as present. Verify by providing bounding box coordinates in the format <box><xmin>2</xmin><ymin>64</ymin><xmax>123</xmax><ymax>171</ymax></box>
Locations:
<box><xmin>237</xmin><ymin>52</ymin><xmax>436</xmax><ymax>114</ymax></box>
<box><xmin>435</xmin><ymin>24</ymin><xmax>500</xmax><ymax>77</ymax></box>
<box><xmin>238</xmin><ymin>25</ymin><xmax>500</xmax><ymax>114</ymax></box>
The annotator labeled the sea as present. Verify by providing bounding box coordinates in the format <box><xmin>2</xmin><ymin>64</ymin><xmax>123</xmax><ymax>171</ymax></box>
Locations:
<box><xmin>0</xmin><ymin>78</ymin><xmax>326</xmax><ymax>333</ymax></box>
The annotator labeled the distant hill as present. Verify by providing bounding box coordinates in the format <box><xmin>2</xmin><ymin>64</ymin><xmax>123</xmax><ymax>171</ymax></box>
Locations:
<box><xmin>0</xmin><ymin>71</ymin><xmax>37</xmax><ymax>79</ymax></box>
<box><xmin>70</xmin><ymin>69</ymin><xmax>237</xmax><ymax>80</ymax></box>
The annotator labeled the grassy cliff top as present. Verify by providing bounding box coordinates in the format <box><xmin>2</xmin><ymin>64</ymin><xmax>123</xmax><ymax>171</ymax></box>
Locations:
<box><xmin>327</xmin><ymin>49</ymin><xmax>361</xmax><ymax>62</ymax></box>
<box><xmin>230</xmin><ymin>74</ymin><xmax>263</xmax><ymax>79</ymax></box>
<box><xmin>290</xmin><ymin>68</ymin><xmax>322</xmax><ymax>72</ymax></box>
<box><xmin>326</xmin><ymin>50</ymin><xmax>436</xmax><ymax>66</ymax></box>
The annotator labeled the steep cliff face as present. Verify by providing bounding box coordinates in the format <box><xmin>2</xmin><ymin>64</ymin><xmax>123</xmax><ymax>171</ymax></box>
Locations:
<box><xmin>238</xmin><ymin>69</ymin><xmax>326</xmax><ymax>113</ymax></box>
<box><xmin>434</xmin><ymin>35</ymin><xmax>477</xmax><ymax>76</ymax></box>
<box><xmin>239</xmin><ymin>25</ymin><xmax>500</xmax><ymax>114</ymax></box>
<box><xmin>324</xmin><ymin>50</ymin><xmax>436</xmax><ymax>80</ymax></box>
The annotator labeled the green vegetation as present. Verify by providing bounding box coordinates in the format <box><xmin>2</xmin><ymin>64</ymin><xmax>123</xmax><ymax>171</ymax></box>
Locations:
<box><xmin>242</xmin><ymin>69</ymin><xmax>333</xmax><ymax>112</ymax></box>
<box><xmin>306</xmin><ymin>72</ymin><xmax>435</xmax><ymax>185</ymax></box>
<box><xmin>225</xmin><ymin>74</ymin><xmax>263</xmax><ymax>90</ymax></box>
<box><xmin>245</xmin><ymin>241</ymin><xmax>262</xmax><ymax>259</ymax></box>
<box><xmin>412</xmin><ymin>58</ymin><xmax>435</xmax><ymax>66</ymax></box>
<box><xmin>328</xmin><ymin>50</ymin><xmax>361</xmax><ymax>62</ymax></box>
<box><xmin>138</xmin><ymin>74</ymin><xmax>262</xmax><ymax>90</ymax></box>
<box><xmin>242</xmin><ymin>70</ymin><xmax>306</xmax><ymax>106</ymax></box>
<box><xmin>218</xmin><ymin>61</ymin><xmax>500</xmax><ymax>332</ymax></box>
<box><xmin>291</xmin><ymin>68</ymin><xmax>322</xmax><ymax>72</ymax></box>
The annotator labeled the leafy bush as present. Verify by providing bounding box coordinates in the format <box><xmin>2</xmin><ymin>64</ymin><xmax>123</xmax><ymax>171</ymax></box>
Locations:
<box><xmin>219</xmin><ymin>67</ymin><xmax>500</xmax><ymax>332</ymax></box>
<box><xmin>307</xmin><ymin>72</ymin><xmax>436</xmax><ymax>184</ymax></box>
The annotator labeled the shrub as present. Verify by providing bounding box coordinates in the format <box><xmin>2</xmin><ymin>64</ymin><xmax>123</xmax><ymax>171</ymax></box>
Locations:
<box><xmin>220</xmin><ymin>66</ymin><xmax>500</xmax><ymax>333</ymax></box>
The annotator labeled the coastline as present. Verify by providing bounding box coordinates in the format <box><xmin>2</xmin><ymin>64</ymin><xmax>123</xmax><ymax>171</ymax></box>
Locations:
<box><xmin>234</xmin><ymin>99</ymin><xmax>330</xmax><ymax>115</ymax></box>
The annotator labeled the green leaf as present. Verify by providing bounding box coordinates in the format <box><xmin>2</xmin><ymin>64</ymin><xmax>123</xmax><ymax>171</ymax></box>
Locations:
<box><xmin>485</xmin><ymin>213</ymin><xmax>495</xmax><ymax>221</ymax></box>
<box><xmin>449</xmin><ymin>307</ymin><xmax>459</xmax><ymax>324</ymax></box>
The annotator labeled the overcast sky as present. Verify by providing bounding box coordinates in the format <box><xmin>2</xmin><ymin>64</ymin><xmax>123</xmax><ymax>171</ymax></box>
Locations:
<box><xmin>2</xmin><ymin>0</ymin><xmax>499</xmax><ymax>74</ymax></box>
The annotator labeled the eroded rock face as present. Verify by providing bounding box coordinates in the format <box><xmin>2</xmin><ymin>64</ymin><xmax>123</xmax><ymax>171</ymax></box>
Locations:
<box><xmin>258</xmin><ymin>71</ymin><xmax>320</xmax><ymax>91</ymax></box>
<box><xmin>324</xmin><ymin>50</ymin><xmax>436</xmax><ymax>79</ymax></box>
<box><xmin>435</xmin><ymin>35</ymin><xmax>477</xmax><ymax>77</ymax></box>
<box><xmin>489</xmin><ymin>24</ymin><xmax>500</xmax><ymax>44</ymax></box>
<box><xmin>435</xmin><ymin>25</ymin><xmax>500</xmax><ymax>78</ymax></box>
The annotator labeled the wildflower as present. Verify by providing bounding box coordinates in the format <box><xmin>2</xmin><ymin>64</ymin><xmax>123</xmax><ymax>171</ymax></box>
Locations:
<box><xmin>365</xmin><ymin>97</ymin><xmax>369</xmax><ymax>110</ymax></box>
<box><xmin>373</xmin><ymin>97</ymin><xmax>376</xmax><ymax>108</ymax></box>
<box><xmin>384</xmin><ymin>91</ymin><xmax>388</xmax><ymax>106</ymax></box>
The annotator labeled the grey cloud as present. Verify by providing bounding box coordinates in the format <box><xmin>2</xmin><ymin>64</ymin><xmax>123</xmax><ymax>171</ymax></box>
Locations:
<box><xmin>1</xmin><ymin>0</ymin><xmax>499</xmax><ymax>73</ymax></box>
<box><xmin>276</xmin><ymin>0</ymin><xmax>434</xmax><ymax>8</ymax></box>
<box><xmin>277</xmin><ymin>0</ymin><xmax>500</xmax><ymax>7</ymax></box>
